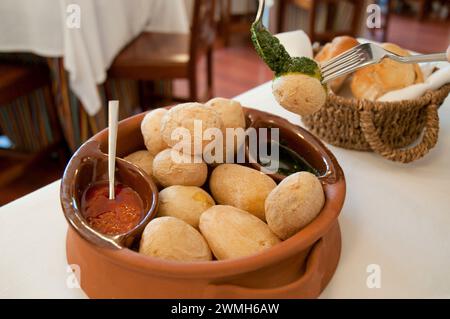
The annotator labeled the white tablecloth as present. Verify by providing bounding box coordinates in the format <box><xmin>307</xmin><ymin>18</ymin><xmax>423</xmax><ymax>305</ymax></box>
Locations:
<box><xmin>1</xmin><ymin>82</ymin><xmax>450</xmax><ymax>298</ymax></box>
<box><xmin>0</xmin><ymin>0</ymin><xmax>189</xmax><ymax>116</ymax></box>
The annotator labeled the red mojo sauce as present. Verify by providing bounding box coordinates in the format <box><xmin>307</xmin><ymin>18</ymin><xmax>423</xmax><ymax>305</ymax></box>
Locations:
<box><xmin>81</xmin><ymin>181</ymin><xmax>144</xmax><ymax>235</ymax></box>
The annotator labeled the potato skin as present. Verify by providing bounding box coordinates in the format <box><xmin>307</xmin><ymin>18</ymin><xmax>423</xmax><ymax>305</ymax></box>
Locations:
<box><xmin>205</xmin><ymin>97</ymin><xmax>245</xmax><ymax>129</ymax></box>
<box><xmin>158</xmin><ymin>186</ymin><xmax>215</xmax><ymax>228</ymax></box>
<box><xmin>160</xmin><ymin>102</ymin><xmax>224</xmax><ymax>155</ymax></box>
<box><xmin>206</xmin><ymin>98</ymin><xmax>246</xmax><ymax>163</ymax></box>
<box><xmin>123</xmin><ymin>150</ymin><xmax>154</xmax><ymax>176</ymax></box>
<box><xmin>141</xmin><ymin>108</ymin><xmax>169</xmax><ymax>156</ymax></box>
<box><xmin>199</xmin><ymin>205</ymin><xmax>280</xmax><ymax>260</ymax></box>
<box><xmin>272</xmin><ymin>74</ymin><xmax>326</xmax><ymax>117</ymax></box>
<box><xmin>265</xmin><ymin>172</ymin><xmax>325</xmax><ymax>240</ymax></box>
<box><xmin>139</xmin><ymin>217</ymin><xmax>212</xmax><ymax>262</ymax></box>
<box><xmin>152</xmin><ymin>149</ymin><xmax>208</xmax><ymax>188</ymax></box>
<box><xmin>209</xmin><ymin>164</ymin><xmax>276</xmax><ymax>221</ymax></box>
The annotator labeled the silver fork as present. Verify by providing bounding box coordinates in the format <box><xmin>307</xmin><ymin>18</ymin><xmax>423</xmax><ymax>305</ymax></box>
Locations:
<box><xmin>321</xmin><ymin>42</ymin><xmax>450</xmax><ymax>84</ymax></box>
<box><xmin>254</xmin><ymin>0</ymin><xmax>265</xmax><ymax>25</ymax></box>
<box><xmin>254</xmin><ymin>0</ymin><xmax>449</xmax><ymax>84</ymax></box>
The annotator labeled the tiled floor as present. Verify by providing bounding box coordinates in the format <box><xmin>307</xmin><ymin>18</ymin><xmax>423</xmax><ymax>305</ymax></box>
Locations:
<box><xmin>0</xmin><ymin>14</ymin><xmax>448</xmax><ymax>206</ymax></box>
<box><xmin>383</xmin><ymin>14</ymin><xmax>449</xmax><ymax>53</ymax></box>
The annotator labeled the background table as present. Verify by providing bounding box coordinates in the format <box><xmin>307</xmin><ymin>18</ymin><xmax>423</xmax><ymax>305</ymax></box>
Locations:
<box><xmin>1</xmin><ymin>82</ymin><xmax>449</xmax><ymax>298</ymax></box>
<box><xmin>0</xmin><ymin>0</ymin><xmax>189</xmax><ymax>116</ymax></box>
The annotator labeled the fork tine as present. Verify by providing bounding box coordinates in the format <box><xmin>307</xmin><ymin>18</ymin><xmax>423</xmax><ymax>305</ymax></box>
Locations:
<box><xmin>322</xmin><ymin>55</ymin><xmax>364</xmax><ymax>78</ymax></box>
<box><xmin>322</xmin><ymin>64</ymin><xmax>356</xmax><ymax>83</ymax></box>
<box><xmin>321</xmin><ymin>52</ymin><xmax>363</xmax><ymax>74</ymax></box>
<box><xmin>322</xmin><ymin>60</ymin><xmax>375</xmax><ymax>83</ymax></box>
<box><xmin>321</xmin><ymin>50</ymin><xmax>361</xmax><ymax>72</ymax></box>
<box><xmin>320</xmin><ymin>46</ymin><xmax>362</xmax><ymax>69</ymax></box>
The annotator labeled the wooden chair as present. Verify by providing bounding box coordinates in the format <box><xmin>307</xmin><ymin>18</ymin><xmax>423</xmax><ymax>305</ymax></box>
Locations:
<box><xmin>108</xmin><ymin>0</ymin><xmax>216</xmax><ymax>103</ymax></box>
<box><xmin>277</xmin><ymin>0</ymin><xmax>364</xmax><ymax>43</ymax></box>
<box><xmin>399</xmin><ymin>0</ymin><xmax>430</xmax><ymax>20</ymax></box>
<box><xmin>370</xmin><ymin>0</ymin><xmax>393</xmax><ymax>42</ymax></box>
<box><xmin>219</xmin><ymin>0</ymin><xmax>257</xmax><ymax>46</ymax></box>
<box><xmin>0</xmin><ymin>62</ymin><xmax>65</xmax><ymax>186</ymax></box>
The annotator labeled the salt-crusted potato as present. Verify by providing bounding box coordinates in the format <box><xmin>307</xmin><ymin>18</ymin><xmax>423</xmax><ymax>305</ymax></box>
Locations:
<box><xmin>123</xmin><ymin>150</ymin><xmax>154</xmax><ymax>176</ymax></box>
<box><xmin>160</xmin><ymin>102</ymin><xmax>224</xmax><ymax>155</ymax></box>
<box><xmin>272</xmin><ymin>74</ymin><xmax>326</xmax><ymax>117</ymax></box>
<box><xmin>141</xmin><ymin>108</ymin><xmax>169</xmax><ymax>156</ymax></box>
<box><xmin>158</xmin><ymin>186</ymin><xmax>215</xmax><ymax>228</ymax></box>
<box><xmin>152</xmin><ymin>149</ymin><xmax>208</xmax><ymax>188</ymax></box>
<box><xmin>205</xmin><ymin>98</ymin><xmax>245</xmax><ymax>130</ymax></box>
<box><xmin>206</xmin><ymin>98</ymin><xmax>246</xmax><ymax>162</ymax></box>
<box><xmin>265</xmin><ymin>172</ymin><xmax>324</xmax><ymax>240</ymax></box>
<box><xmin>139</xmin><ymin>216</ymin><xmax>212</xmax><ymax>262</ymax></box>
<box><xmin>209</xmin><ymin>164</ymin><xmax>277</xmax><ymax>221</ymax></box>
<box><xmin>199</xmin><ymin>205</ymin><xmax>280</xmax><ymax>260</ymax></box>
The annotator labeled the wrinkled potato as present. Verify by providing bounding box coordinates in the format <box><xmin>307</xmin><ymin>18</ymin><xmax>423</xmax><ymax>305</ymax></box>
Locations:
<box><xmin>206</xmin><ymin>98</ymin><xmax>246</xmax><ymax>163</ymax></box>
<box><xmin>205</xmin><ymin>97</ymin><xmax>245</xmax><ymax>130</ymax></box>
<box><xmin>160</xmin><ymin>102</ymin><xmax>224</xmax><ymax>155</ymax></box>
<box><xmin>141</xmin><ymin>108</ymin><xmax>169</xmax><ymax>156</ymax></box>
<box><xmin>158</xmin><ymin>186</ymin><xmax>215</xmax><ymax>228</ymax></box>
<box><xmin>152</xmin><ymin>149</ymin><xmax>208</xmax><ymax>188</ymax></box>
<box><xmin>199</xmin><ymin>205</ymin><xmax>281</xmax><ymax>260</ymax></box>
<box><xmin>209</xmin><ymin>164</ymin><xmax>276</xmax><ymax>221</ymax></box>
<box><xmin>139</xmin><ymin>216</ymin><xmax>212</xmax><ymax>262</ymax></box>
<box><xmin>123</xmin><ymin>150</ymin><xmax>154</xmax><ymax>176</ymax></box>
<box><xmin>265</xmin><ymin>172</ymin><xmax>325</xmax><ymax>240</ymax></box>
<box><xmin>272</xmin><ymin>74</ymin><xmax>326</xmax><ymax>117</ymax></box>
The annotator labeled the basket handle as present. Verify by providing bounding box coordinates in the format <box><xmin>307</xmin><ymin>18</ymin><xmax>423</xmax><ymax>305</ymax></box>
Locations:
<box><xmin>359</xmin><ymin>103</ymin><xmax>439</xmax><ymax>163</ymax></box>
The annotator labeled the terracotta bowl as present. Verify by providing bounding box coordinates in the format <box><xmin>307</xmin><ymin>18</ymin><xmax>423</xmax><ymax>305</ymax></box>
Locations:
<box><xmin>61</xmin><ymin>108</ymin><xmax>346</xmax><ymax>299</ymax></box>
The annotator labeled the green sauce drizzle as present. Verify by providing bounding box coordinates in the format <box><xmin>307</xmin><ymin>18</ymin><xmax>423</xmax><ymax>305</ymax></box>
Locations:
<box><xmin>251</xmin><ymin>22</ymin><xmax>322</xmax><ymax>80</ymax></box>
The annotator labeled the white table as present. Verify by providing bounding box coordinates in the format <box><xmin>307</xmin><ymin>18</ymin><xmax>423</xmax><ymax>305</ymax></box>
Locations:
<box><xmin>1</xmin><ymin>82</ymin><xmax>450</xmax><ymax>298</ymax></box>
<box><xmin>0</xmin><ymin>0</ymin><xmax>189</xmax><ymax>116</ymax></box>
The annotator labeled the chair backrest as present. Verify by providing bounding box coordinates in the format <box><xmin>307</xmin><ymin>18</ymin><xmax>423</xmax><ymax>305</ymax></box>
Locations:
<box><xmin>0</xmin><ymin>63</ymin><xmax>50</xmax><ymax>105</ymax></box>
<box><xmin>278</xmin><ymin>0</ymin><xmax>363</xmax><ymax>43</ymax></box>
<box><xmin>189</xmin><ymin>0</ymin><xmax>216</xmax><ymax>62</ymax></box>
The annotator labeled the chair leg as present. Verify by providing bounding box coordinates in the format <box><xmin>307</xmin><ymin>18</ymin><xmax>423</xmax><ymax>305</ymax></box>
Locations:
<box><xmin>137</xmin><ymin>80</ymin><xmax>146</xmax><ymax>108</ymax></box>
<box><xmin>219</xmin><ymin>0</ymin><xmax>232</xmax><ymax>46</ymax></box>
<box><xmin>309</xmin><ymin>1</ymin><xmax>317</xmax><ymax>43</ymax></box>
<box><xmin>189</xmin><ymin>68</ymin><xmax>198</xmax><ymax>102</ymax></box>
<box><xmin>206</xmin><ymin>47</ymin><xmax>214</xmax><ymax>100</ymax></box>
<box><xmin>277</xmin><ymin>0</ymin><xmax>287</xmax><ymax>33</ymax></box>
<box><xmin>381</xmin><ymin>0</ymin><xmax>393</xmax><ymax>42</ymax></box>
<box><xmin>42</xmin><ymin>83</ymin><xmax>69</xmax><ymax>165</ymax></box>
<box><xmin>417</xmin><ymin>0</ymin><xmax>427</xmax><ymax>20</ymax></box>
<box><xmin>57</xmin><ymin>143</ymin><xmax>69</xmax><ymax>167</ymax></box>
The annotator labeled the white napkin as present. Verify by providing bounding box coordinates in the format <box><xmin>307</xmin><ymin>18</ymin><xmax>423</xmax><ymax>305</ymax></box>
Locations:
<box><xmin>275</xmin><ymin>30</ymin><xmax>313</xmax><ymax>59</ymax></box>
<box><xmin>378</xmin><ymin>65</ymin><xmax>450</xmax><ymax>102</ymax></box>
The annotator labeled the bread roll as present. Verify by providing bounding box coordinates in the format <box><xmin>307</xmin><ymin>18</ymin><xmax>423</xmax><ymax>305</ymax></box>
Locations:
<box><xmin>158</xmin><ymin>186</ymin><xmax>215</xmax><ymax>228</ymax></box>
<box><xmin>152</xmin><ymin>149</ymin><xmax>208</xmax><ymax>188</ymax></box>
<box><xmin>141</xmin><ymin>108</ymin><xmax>169</xmax><ymax>156</ymax></box>
<box><xmin>315</xmin><ymin>36</ymin><xmax>359</xmax><ymax>92</ymax></box>
<box><xmin>139</xmin><ymin>216</ymin><xmax>212</xmax><ymax>262</ymax></box>
<box><xmin>199</xmin><ymin>205</ymin><xmax>280</xmax><ymax>260</ymax></box>
<box><xmin>160</xmin><ymin>102</ymin><xmax>224</xmax><ymax>155</ymax></box>
<box><xmin>209</xmin><ymin>164</ymin><xmax>277</xmax><ymax>221</ymax></box>
<box><xmin>351</xmin><ymin>43</ymin><xmax>424</xmax><ymax>100</ymax></box>
<box><xmin>265</xmin><ymin>172</ymin><xmax>325</xmax><ymax>240</ymax></box>
<box><xmin>123</xmin><ymin>150</ymin><xmax>154</xmax><ymax>176</ymax></box>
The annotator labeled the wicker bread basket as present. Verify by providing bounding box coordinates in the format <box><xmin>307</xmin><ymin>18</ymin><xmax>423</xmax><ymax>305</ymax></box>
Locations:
<box><xmin>302</xmin><ymin>84</ymin><xmax>450</xmax><ymax>163</ymax></box>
